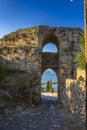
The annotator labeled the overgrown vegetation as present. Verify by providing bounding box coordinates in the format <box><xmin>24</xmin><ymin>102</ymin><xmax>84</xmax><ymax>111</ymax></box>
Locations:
<box><xmin>75</xmin><ymin>34</ymin><xmax>85</xmax><ymax>69</ymax></box>
<box><xmin>0</xmin><ymin>65</ymin><xmax>26</xmax><ymax>81</ymax></box>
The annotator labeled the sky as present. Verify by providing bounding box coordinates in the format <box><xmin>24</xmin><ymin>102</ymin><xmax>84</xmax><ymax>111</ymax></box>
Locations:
<box><xmin>0</xmin><ymin>0</ymin><xmax>84</xmax><ymax>38</ymax></box>
<box><xmin>41</xmin><ymin>68</ymin><xmax>58</xmax><ymax>90</ymax></box>
<box><xmin>42</xmin><ymin>43</ymin><xmax>57</xmax><ymax>52</ymax></box>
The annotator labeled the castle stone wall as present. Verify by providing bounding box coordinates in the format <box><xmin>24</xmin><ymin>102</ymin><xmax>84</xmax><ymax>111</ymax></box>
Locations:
<box><xmin>66</xmin><ymin>68</ymin><xmax>86</xmax><ymax>123</ymax></box>
<box><xmin>0</xmin><ymin>26</ymin><xmax>83</xmax><ymax>105</ymax></box>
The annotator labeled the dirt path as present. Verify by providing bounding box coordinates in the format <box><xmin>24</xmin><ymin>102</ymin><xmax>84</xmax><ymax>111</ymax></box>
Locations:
<box><xmin>41</xmin><ymin>92</ymin><xmax>57</xmax><ymax>101</ymax></box>
<box><xmin>0</xmin><ymin>98</ymin><xmax>85</xmax><ymax>130</ymax></box>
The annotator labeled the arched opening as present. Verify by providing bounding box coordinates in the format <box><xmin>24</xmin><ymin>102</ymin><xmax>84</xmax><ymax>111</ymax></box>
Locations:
<box><xmin>41</xmin><ymin>68</ymin><xmax>58</xmax><ymax>101</ymax></box>
<box><xmin>42</xmin><ymin>43</ymin><xmax>58</xmax><ymax>53</ymax></box>
<box><xmin>41</xmin><ymin>34</ymin><xmax>60</xmax><ymax>102</ymax></box>
<box><xmin>42</xmin><ymin>34</ymin><xmax>59</xmax><ymax>48</ymax></box>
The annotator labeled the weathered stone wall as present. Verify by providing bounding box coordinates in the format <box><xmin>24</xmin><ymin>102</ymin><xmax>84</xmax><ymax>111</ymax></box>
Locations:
<box><xmin>42</xmin><ymin>52</ymin><xmax>58</xmax><ymax>74</ymax></box>
<box><xmin>0</xmin><ymin>47</ymin><xmax>41</xmax><ymax>72</ymax></box>
<box><xmin>0</xmin><ymin>27</ymin><xmax>41</xmax><ymax>112</ymax></box>
<box><xmin>0</xmin><ymin>26</ymin><xmax>83</xmax><ymax>106</ymax></box>
<box><xmin>66</xmin><ymin>68</ymin><xmax>86</xmax><ymax>123</ymax></box>
<box><xmin>0</xmin><ymin>66</ymin><xmax>41</xmax><ymax>114</ymax></box>
<box><xmin>38</xmin><ymin>26</ymin><xmax>82</xmax><ymax>103</ymax></box>
<box><xmin>0</xmin><ymin>27</ymin><xmax>41</xmax><ymax>73</ymax></box>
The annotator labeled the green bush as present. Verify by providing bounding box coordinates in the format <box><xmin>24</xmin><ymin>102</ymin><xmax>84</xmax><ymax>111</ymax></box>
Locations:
<box><xmin>75</xmin><ymin>34</ymin><xmax>85</xmax><ymax>69</ymax></box>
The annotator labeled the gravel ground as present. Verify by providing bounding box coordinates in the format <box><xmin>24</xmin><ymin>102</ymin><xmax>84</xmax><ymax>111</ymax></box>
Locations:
<box><xmin>0</xmin><ymin>97</ymin><xmax>86</xmax><ymax>130</ymax></box>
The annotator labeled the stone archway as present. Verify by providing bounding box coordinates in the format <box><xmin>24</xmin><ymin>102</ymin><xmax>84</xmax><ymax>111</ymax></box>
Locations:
<box><xmin>0</xmin><ymin>25</ymin><xmax>82</xmax><ymax>104</ymax></box>
<box><xmin>41</xmin><ymin>34</ymin><xmax>61</xmax><ymax>101</ymax></box>
<box><xmin>41</xmin><ymin>68</ymin><xmax>58</xmax><ymax>99</ymax></box>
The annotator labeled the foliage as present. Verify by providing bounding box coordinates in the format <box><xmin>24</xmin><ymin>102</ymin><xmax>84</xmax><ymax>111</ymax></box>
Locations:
<box><xmin>41</xmin><ymin>87</ymin><xmax>45</xmax><ymax>92</ymax></box>
<box><xmin>46</xmin><ymin>80</ymin><xmax>53</xmax><ymax>92</ymax></box>
<box><xmin>75</xmin><ymin>34</ymin><xmax>85</xmax><ymax>69</ymax></box>
<box><xmin>49</xmin><ymin>79</ymin><xmax>52</xmax><ymax>92</ymax></box>
<box><xmin>46</xmin><ymin>80</ymin><xmax>50</xmax><ymax>91</ymax></box>
<box><xmin>0</xmin><ymin>65</ymin><xmax>25</xmax><ymax>81</ymax></box>
<box><xmin>52</xmin><ymin>88</ymin><xmax>54</xmax><ymax>93</ymax></box>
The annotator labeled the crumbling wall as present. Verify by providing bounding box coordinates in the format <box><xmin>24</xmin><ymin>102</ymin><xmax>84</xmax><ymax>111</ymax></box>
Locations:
<box><xmin>0</xmin><ymin>66</ymin><xmax>41</xmax><ymax>114</ymax></box>
<box><xmin>0</xmin><ymin>26</ymin><xmax>41</xmax><ymax>113</ymax></box>
<box><xmin>39</xmin><ymin>26</ymin><xmax>82</xmax><ymax>103</ymax></box>
<box><xmin>66</xmin><ymin>68</ymin><xmax>86</xmax><ymax>123</ymax></box>
<box><xmin>0</xmin><ymin>26</ymin><xmax>83</xmax><ymax>110</ymax></box>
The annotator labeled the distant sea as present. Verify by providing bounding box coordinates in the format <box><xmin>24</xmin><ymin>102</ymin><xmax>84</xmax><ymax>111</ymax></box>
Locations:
<box><xmin>41</xmin><ymin>70</ymin><xmax>58</xmax><ymax>91</ymax></box>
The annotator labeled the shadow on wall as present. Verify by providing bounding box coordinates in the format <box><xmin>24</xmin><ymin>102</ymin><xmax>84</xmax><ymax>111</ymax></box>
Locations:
<box><xmin>0</xmin><ymin>46</ymin><xmax>41</xmax><ymax>72</ymax></box>
<box><xmin>0</xmin><ymin>55</ymin><xmax>41</xmax><ymax>114</ymax></box>
<box><xmin>66</xmin><ymin>76</ymin><xmax>86</xmax><ymax>123</ymax></box>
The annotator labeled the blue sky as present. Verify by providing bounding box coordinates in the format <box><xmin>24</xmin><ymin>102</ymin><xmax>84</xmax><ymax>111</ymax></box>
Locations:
<box><xmin>41</xmin><ymin>68</ymin><xmax>58</xmax><ymax>90</ymax></box>
<box><xmin>0</xmin><ymin>0</ymin><xmax>84</xmax><ymax>38</ymax></box>
<box><xmin>42</xmin><ymin>43</ymin><xmax>57</xmax><ymax>52</ymax></box>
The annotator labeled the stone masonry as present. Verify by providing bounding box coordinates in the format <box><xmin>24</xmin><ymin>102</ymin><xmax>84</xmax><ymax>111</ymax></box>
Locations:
<box><xmin>66</xmin><ymin>68</ymin><xmax>86</xmax><ymax>123</ymax></box>
<box><xmin>0</xmin><ymin>26</ymin><xmax>82</xmax><ymax>101</ymax></box>
<box><xmin>0</xmin><ymin>26</ymin><xmax>86</xmax><ymax>122</ymax></box>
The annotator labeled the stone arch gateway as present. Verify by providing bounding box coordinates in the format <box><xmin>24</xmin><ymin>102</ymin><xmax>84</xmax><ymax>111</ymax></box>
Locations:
<box><xmin>41</xmin><ymin>34</ymin><xmax>60</xmax><ymax>98</ymax></box>
<box><xmin>0</xmin><ymin>26</ymin><xmax>82</xmax><ymax>103</ymax></box>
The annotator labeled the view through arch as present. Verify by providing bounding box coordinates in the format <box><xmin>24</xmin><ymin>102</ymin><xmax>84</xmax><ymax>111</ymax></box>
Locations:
<box><xmin>42</xmin><ymin>43</ymin><xmax>58</xmax><ymax>53</ymax></box>
<box><xmin>41</xmin><ymin>68</ymin><xmax>58</xmax><ymax>100</ymax></box>
<box><xmin>41</xmin><ymin>42</ymin><xmax>58</xmax><ymax>101</ymax></box>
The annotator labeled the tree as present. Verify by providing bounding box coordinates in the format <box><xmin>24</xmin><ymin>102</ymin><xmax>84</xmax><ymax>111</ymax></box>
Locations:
<box><xmin>75</xmin><ymin>34</ymin><xmax>85</xmax><ymax>69</ymax></box>
<box><xmin>46</xmin><ymin>80</ymin><xmax>53</xmax><ymax>92</ymax></box>
<box><xmin>41</xmin><ymin>86</ymin><xmax>45</xmax><ymax>92</ymax></box>
<box><xmin>49</xmin><ymin>79</ymin><xmax>53</xmax><ymax>92</ymax></box>
<box><xmin>46</xmin><ymin>80</ymin><xmax>50</xmax><ymax>91</ymax></box>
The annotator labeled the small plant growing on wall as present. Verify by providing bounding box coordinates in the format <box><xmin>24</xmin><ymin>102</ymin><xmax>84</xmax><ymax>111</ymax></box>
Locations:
<box><xmin>75</xmin><ymin>34</ymin><xmax>85</xmax><ymax>69</ymax></box>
